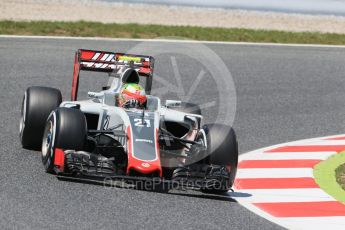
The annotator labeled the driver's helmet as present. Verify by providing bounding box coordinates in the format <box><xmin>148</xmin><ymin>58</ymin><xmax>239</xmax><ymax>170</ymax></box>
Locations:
<box><xmin>118</xmin><ymin>83</ymin><xmax>147</xmax><ymax>108</ymax></box>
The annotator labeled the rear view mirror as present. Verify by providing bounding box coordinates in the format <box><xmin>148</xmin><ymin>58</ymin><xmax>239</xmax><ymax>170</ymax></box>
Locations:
<box><xmin>165</xmin><ymin>100</ymin><xmax>182</xmax><ymax>107</ymax></box>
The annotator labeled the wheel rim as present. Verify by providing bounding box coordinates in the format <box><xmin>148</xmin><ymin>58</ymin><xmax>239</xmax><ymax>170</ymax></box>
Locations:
<box><xmin>198</xmin><ymin>129</ymin><xmax>207</xmax><ymax>149</ymax></box>
<box><xmin>42</xmin><ymin>120</ymin><xmax>53</xmax><ymax>158</ymax></box>
<box><xmin>19</xmin><ymin>92</ymin><xmax>27</xmax><ymax>138</ymax></box>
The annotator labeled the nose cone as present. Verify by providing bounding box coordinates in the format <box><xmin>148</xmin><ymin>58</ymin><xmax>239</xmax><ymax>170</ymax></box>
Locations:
<box><xmin>127</xmin><ymin>159</ymin><xmax>162</xmax><ymax>177</ymax></box>
<box><xmin>126</xmin><ymin>126</ymin><xmax>162</xmax><ymax>177</ymax></box>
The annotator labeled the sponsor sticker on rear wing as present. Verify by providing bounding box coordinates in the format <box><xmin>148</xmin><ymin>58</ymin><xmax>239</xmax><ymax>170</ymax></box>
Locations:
<box><xmin>71</xmin><ymin>49</ymin><xmax>154</xmax><ymax>101</ymax></box>
<box><xmin>77</xmin><ymin>49</ymin><xmax>154</xmax><ymax>77</ymax></box>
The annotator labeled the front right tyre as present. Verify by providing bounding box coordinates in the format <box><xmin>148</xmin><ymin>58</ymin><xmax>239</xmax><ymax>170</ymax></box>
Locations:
<box><xmin>19</xmin><ymin>86</ymin><xmax>62</xmax><ymax>150</ymax></box>
<box><xmin>201</xmin><ymin>124</ymin><xmax>238</xmax><ymax>194</ymax></box>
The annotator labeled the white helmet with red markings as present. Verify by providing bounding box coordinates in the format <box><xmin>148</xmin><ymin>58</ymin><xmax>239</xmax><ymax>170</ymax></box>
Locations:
<box><xmin>118</xmin><ymin>83</ymin><xmax>147</xmax><ymax>108</ymax></box>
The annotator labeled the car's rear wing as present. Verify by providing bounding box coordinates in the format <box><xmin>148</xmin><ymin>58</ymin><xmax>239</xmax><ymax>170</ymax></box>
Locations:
<box><xmin>72</xmin><ymin>49</ymin><xmax>155</xmax><ymax>101</ymax></box>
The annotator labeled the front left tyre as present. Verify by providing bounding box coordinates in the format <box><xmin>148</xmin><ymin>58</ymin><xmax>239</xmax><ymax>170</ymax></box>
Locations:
<box><xmin>19</xmin><ymin>86</ymin><xmax>62</xmax><ymax>150</ymax></box>
<box><xmin>42</xmin><ymin>108</ymin><xmax>87</xmax><ymax>173</ymax></box>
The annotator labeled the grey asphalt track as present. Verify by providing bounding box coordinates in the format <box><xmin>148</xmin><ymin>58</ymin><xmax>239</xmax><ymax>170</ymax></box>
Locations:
<box><xmin>1</xmin><ymin>37</ymin><xmax>345</xmax><ymax>230</ymax></box>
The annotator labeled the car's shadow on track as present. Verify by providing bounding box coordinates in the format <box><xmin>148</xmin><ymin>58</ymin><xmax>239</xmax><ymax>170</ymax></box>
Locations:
<box><xmin>167</xmin><ymin>190</ymin><xmax>251</xmax><ymax>202</ymax></box>
<box><xmin>57</xmin><ymin>175</ymin><xmax>252</xmax><ymax>202</ymax></box>
<box><xmin>228</xmin><ymin>191</ymin><xmax>253</xmax><ymax>198</ymax></box>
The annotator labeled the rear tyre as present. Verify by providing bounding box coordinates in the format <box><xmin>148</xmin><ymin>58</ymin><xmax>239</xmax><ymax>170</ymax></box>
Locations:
<box><xmin>19</xmin><ymin>86</ymin><xmax>62</xmax><ymax>150</ymax></box>
<box><xmin>42</xmin><ymin>108</ymin><xmax>87</xmax><ymax>173</ymax></box>
<box><xmin>201</xmin><ymin>124</ymin><xmax>238</xmax><ymax>194</ymax></box>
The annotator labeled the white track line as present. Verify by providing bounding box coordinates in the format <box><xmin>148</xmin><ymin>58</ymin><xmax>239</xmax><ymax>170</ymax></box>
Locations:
<box><xmin>236</xmin><ymin>168</ymin><xmax>313</xmax><ymax>178</ymax></box>
<box><xmin>290</xmin><ymin>140</ymin><xmax>345</xmax><ymax>145</ymax></box>
<box><xmin>239</xmin><ymin>151</ymin><xmax>335</xmax><ymax>160</ymax></box>
<box><xmin>232</xmin><ymin>188</ymin><xmax>334</xmax><ymax>203</ymax></box>
<box><xmin>1</xmin><ymin>35</ymin><xmax>345</xmax><ymax>48</ymax></box>
<box><xmin>279</xmin><ymin>217</ymin><xmax>345</xmax><ymax>230</ymax></box>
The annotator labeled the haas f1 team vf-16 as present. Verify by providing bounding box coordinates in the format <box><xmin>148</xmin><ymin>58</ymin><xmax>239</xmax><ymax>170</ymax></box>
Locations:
<box><xmin>19</xmin><ymin>49</ymin><xmax>238</xmax><ymax>193</ymax></box>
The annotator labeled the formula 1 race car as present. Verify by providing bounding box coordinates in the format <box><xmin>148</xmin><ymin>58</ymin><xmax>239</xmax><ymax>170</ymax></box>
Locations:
<box><xmin>19</xmin><ymin>49</ymin><xmax>238</xmax><ymax>193</ymax></box>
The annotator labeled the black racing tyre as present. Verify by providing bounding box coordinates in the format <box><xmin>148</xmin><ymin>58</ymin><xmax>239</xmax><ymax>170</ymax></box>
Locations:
<box><xmin>174</xmin><ymin>102</ymin><xmax>201</xmax><ymax>115</ymax></box>
<box><xmin>19</xmin><ymin>86</ymin><xmax>62</xmax><ymax>150</ymax></box>
<box><xmin>201</xmin><ymin>124</ymin><xmax>238</xmax><ymax>194</ymax></box>
<box><xmin>41</xmin><ymin>108</ymin><xmax>87</xmax><ymax>173</ymax></box>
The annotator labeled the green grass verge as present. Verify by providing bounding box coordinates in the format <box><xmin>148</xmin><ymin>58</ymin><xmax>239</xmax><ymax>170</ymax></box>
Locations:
<box><xmin>1</xmin><ymin>20</ymin><xmax>345</xmax><ymax>45</ymax></box>
<box><xmin>314</xmin><ymin>151</ymin><xmax>345</xmax><ymax>204</ymax></box>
